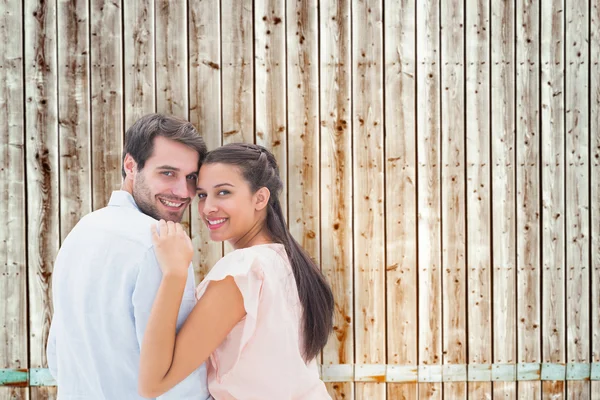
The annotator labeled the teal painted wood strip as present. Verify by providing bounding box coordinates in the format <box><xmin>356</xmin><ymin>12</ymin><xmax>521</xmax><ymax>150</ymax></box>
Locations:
<box><xmin>566</xmin><ymin>362</ymin><xmax>591</xmax><ymax>380</ymax></box>
<box><xmin>29</xmin><ymin>368</ymin><xmax>56</xmax><ymax>386</ymax></box>
<box><xmin>3</xmin><ymin>364</ymin><xmax>600</xmax><ymax>386</ymax></box>
<box><xmin>517</xmin><ymin>362</ymin><xmax>541</xmax><ymax>381</ymax></box>
<box><xmin>541</xmin><ymin>362</ymin><xmax>566</xmax><ymax>380</ymax></box>
<box><xmin>591</xmin><ymin>363</ymin><xmax>600</xmax><ymax>380</ymax></box>
<box><xmin>467</xmin><ymin>363</ymin><xmax>492</xmax><ymax>382</ymax></box>
<box><xmin>0</xmin><ymin>369</ymin><xmax>28</xmax><ymax>386</ymax></box>
<box><xmin>492</xmin><ymin>363</ymin><xmax>516</xmax><ymax>382</ymax></box>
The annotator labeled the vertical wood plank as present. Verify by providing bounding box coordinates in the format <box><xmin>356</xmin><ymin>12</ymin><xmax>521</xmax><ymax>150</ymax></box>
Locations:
<box><xmin>155</xmin><ymin>0</ymin><xmax>190</xmax><ymax>231</ymax></box>
<box><xmin>221</xmin><ymin>0</ymin><xmax>253</xmax><ymax>144</ymax></box>
<box><xmin>254</xmin><ymin>0</ymin><xmax>287</xmax><ymax>216</ymax></box>
<box><xmin>491</xmin><ymin>0</ymin><xmax>517</xmax><ymax>397</ymax></box>
<box><xmin>540</xmin><ymin>0</ymin><xmax>566</xmax><ymax>397</ymax></box>
<box><xmin>287</xmin><ymin>1</ymin><xmax>320</xmax><ymax>267</ymax></box>
<box><xmin>58</xmin><ymin>0</ymin><xmax>92</xmax><ymax>239</ymax></box>
<box><xmin>91</xmin><ymin>0</ymin><xmax>123</xmax><ymax>210</ymax></box>
<box><xmin>441</xmin><ymin>0</ymin><xmax>467</xmax><ymax>397</ymax></box>
<box><xmin>385</xmin><ymin>0</ymin><xmax>418</xmax><ymax>398</ymax></box>
<box><xmin>516</xmin><ymin>0</ymin><xmax>542</xmax><ymax>397</ymax></box>
<box><xmin>565</xmin><ymin>0</ymin><xmax>590</xmax><ymax>397</ymax></box>
<box><xmin>155</xmin><ymin>0</ymin><xmax>187</xmax><ymax>118</ymax></box>
<box><xmin>25</xmin><ymin>0</ymin><xmax>59</xmax><ymax>398</ymax></box>
<box><xmin>466</xmin><ymin>0</ymin><xmax>492</xmax><ymax>398</ymax></box>
<box><xmin>189</xmin><ymin>0</ymin><xmax>222</xmax><ymax>282</ymax></box>
<box><xmin>0</xmin><ymin>0</ymin><xmax>27</xmax><ymax>398</ymax></box>
<box><xmin>591</xmin><ymin>0</ymin><xmax>600</xmax><ymax>397</ymax></box>
<box><xmin>319</xmin><ymin>0</ymin><xmax>354</xmax><ymax>397</ymax></box>
<box><xmin>417</xmin><ymin>0</ymin><xmax>442</xmax><ymax>398</ymax></box>
<box><xmin>352</xmin><ymin>0</ymin><xmax>385</xmax><ymax>398</ymax></box>
<box><xmin>123</xmin><ymin>0</ymin><xmax>155</xmax><ymax>128</ymax></box>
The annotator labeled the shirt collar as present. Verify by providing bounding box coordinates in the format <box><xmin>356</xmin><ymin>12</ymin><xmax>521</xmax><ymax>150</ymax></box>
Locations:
<box><xmin>107</xmin><ymin>190</ymin><xmax>141</xmax><ymax>212</ymax></box>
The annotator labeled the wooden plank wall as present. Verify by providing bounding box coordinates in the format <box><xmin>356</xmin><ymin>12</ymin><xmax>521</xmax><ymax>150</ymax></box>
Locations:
<box><xmin>0</xmin><ymin>1</ymin><xmax>599</xmax><ymax>399</ymax></box>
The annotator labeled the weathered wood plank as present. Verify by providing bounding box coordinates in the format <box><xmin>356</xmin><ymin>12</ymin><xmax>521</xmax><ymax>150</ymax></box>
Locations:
<box><xmin>352</xmin><ymin>0</ymin><xmax>385</xmax><ymax>398</ymax></box>
<box><xmin>417</xmin><ymin>0</ymin><xmax>442</xmax><ymax>398</ymax></box>
<box><xmin>123</xmin><ymin>0</ymin><xmax>155</xmax><ymax>128</ymax></box>
<box><xmin>91</xmin><ymin>0</ymin><xmax>123</xmax><ymax>210</ymax></box>
<box><xmin>516</xmin><ymin>0</ymin><xmax>542</xmax><ymax>396</ymax></box>
<box><xmin>441</xmin><ymin>0</ymin><xmax>467</xmax><ymax>397</ymax></box>
<box><xmin>25</xmin><ymin>0</ymin><xmax>59</xmax><ymax>398</ymax></box>
<box><xmin>592</xmin><ymin>0</ymin><xmax>600</xmax><ymax>397</ymax></box>
<box><xmin>0</xmin><ymin>0</ymin><xmax>27</xmax><ymax>398</ymax></box>
<box><xmin>189</xmin><ymin>0</ymin><xmax>222</xmax><ymax>282</ymax></box>
<box><xmin>540</xmin><ymin>0</ymin><xmax>566</xmax><ymax>397</ymax></box>
<box><xmin>221</xmin><ymin>0</ymin><xmax>253</xmax><ymax>144</ymax></box>
<box><xmin>58</xmin><ymin>0</ymin><xmax>92</xmax><ymax>239</ymax></box>
<box><xmin>287</xmin><ymin>0</ymin><xmax>319</xmax><ymax>269</ymax></box>
<box><xmin>254</xmin><ymin>0</ymin><xmax>287</xmax><ymax>217</ymax></box>
<box><xmin>491</xmin><ymin>0</ymin><xmax>517</xmax><ymax>397</ymax></box>
<box><xmin>385</xmin><ymin>0</ymin><xmax>417</xmax><ymax>397</ymax></box>
<box><xmin>466</xmin><ymin>0</ymin><xmax>492</xmax><ymax>398</ymax></box>
<box><xmin>155</xmin><ymin>0</ymin><xmax>187</xmax><ymax>118</ymax></box>
<box><xmin>319</xmin><ymin>0</ymin><xmax>354</xmax><ymax>397</ymax></box>
<box><xmin>565</xmin><ymin>0</ymin><xmax>590</xmax><ymax>397</ymax></box>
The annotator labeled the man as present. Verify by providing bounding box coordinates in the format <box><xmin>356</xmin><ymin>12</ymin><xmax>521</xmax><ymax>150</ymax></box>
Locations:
<box><xmin>47</xmin><ymin>114</ymin><xmax>211</xmax><ymax>399</ymax></box>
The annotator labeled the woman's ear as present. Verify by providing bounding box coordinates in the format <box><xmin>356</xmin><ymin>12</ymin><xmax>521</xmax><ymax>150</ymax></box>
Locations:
<box><xmin>254</xmin><ymin>187</ymin><xmax>271</xmax><ymax>211</ymax></box>
<box><xmin>123</xmin><ymin>154</ymin><xmax>138</xmax><ymax>178</ymax></box>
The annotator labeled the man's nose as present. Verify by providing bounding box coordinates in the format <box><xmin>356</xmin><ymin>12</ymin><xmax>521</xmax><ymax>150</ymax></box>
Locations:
<box><xmin>172</xmin><ymin>178</ymin><xmax>190</xmax><ymax>198</ymax></box>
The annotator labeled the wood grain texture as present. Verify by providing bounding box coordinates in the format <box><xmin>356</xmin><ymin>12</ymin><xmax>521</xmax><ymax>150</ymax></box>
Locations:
<box><xmin>540</xmin><ymin>0</ymin><xmax>566</xmax><ymax>398</ymax></box>
<box><xmin>287</xmin><ymin>0</ymin><xmax>320</xmax><ymax>265</ymax></box>
<box><xmin>91</xmin><ymin>0</ymin><xmax>123</xmax><ymax>210</ymax></box>
<box><xmin>254</xmin><ymin>0</ymin><xmax>287</xmax><ymax>216</ymax></box>
<box><xmin>466</xmin><ymin>0</ymin><xmax>492</xmax><ymax>398</ymax></box>
<box><xmin>352</xmin><ymin>0</ymin><xmax>385</xmax><ymax>397</ymax></box>
<box><xmin>385</xmin><ymin>0</ymin><xmax>417</xmax><ymax>397</ymax></box>
<box><xmin>592</xmin><ymin>0</ymin><xmax>600</xmax><ymax>397</ymax></box>
<box><xmin>221</xmin><ymin>0</ymin><xmax>253</xmax><ymax>144</ymax></box>
<box><xmin>58</xmin><ymin>0</ymin><xmax>92</xmax><ymax>239</ymax></box>
<box><xmin>491</xmin><ymin>0</ymin><xmax>517</xmax><ymax>397</ymax></box>
<box><xmin>0</xmin><ymin>1</ymin><xmax>27</xmax><ymax>399</ymax></box>
<box><xmin>441</xmin><ymin>0</ymin><xmax>467</xmax><ymax>397</ymax></box>
<box><xmin>565</xmin><ymin>0</ymin><xmax>590</xmax><ymax>398</ymax></box>
<box><xmin>320</xmin><ymin>0</ymin><xmax>354</xmax><ymax>397</ymax></box>
<box><xmin>417</xmin><ymin>0</ymin><xmax>442</xmax><ymax>398</ymax></box>
<box><xmin>123</xmin><ymin>0</ymin><xmax>154</xmax><ymax>128</ymax></box>
<box><xmin>189</xmin><ymin>0</ymin><xmax>222</xmax><ymax>282</ymax></box>
<box><xmin>24</xmin><ymin>2</ymin><xmax>59</xmax><ymax>399</ymax></box>
<box><xmin>516</xmin><ymin>0</ymin><xmax>541</xmax><ymax>397</ymax></box>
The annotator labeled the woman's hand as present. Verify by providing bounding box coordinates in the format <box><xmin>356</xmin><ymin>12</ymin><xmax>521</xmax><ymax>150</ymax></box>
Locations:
<box><xmin>151</xmin><ymin>220</ymin><xmax>193</xmax><ymax>279</ymax></box>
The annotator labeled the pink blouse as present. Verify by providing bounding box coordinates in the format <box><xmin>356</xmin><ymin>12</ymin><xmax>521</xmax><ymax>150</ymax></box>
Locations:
<box><xmin>195</xmin><ymin>243</ymin><xmax>331</xmax><ymax>400</ymax></box>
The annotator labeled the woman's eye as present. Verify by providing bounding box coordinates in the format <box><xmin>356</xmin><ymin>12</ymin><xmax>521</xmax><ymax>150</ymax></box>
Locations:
<box><xmin>218</xmin><ymin>190</ymin><xmax>230</xmax><ymax>196</ymax></box>
<box><xmin>197</xmin><ymin>193</ymin><xmax>207</xmax><ymax>199</ymax></box>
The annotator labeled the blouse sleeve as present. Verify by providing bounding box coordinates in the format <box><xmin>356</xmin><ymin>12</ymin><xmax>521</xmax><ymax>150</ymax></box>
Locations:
<box><xmin>195</xmin><ymin>248</ymin><xmax>264</xmax><ymax>353</ymax></box>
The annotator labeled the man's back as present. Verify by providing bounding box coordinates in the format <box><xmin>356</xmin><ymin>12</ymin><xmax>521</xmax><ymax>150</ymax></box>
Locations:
<box><xmin>47</xmin><ymin>191</ymin><xmax>209</xmax><ymax>399</ymax></box>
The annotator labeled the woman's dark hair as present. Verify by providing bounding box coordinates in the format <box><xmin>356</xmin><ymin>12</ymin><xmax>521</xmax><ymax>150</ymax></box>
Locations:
<box><xmin>122</xmin><ymin>113</ymin><xmax>207</xmax><ymax>178</ymax></box>
<box><xmin>204</xmin><ymin>143</ymin><xmax>334</xmax><ymax>361</ymax></box>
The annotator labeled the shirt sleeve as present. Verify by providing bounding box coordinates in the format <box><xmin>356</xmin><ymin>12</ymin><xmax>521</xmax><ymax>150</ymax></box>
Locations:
<box><xmin>132</xmin><ymin>246</ymin><xmax>211</xmax><ymax>400</ymax></box>
<box><xmin>47</xmin><ymin>314</ymin><xmax>58</xmax><ymax>380</ymax></box>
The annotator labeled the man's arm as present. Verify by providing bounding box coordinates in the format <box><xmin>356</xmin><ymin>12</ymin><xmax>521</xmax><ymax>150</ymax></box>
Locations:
<box><xmin>132</xmin><ymin>247</ymin><xmax>210</xmax><ymax>400</ymax></box>
<box><xmin>47</xmin><ymin>317</ymin><xmax>58</xmax><ymax>380</ymax></box>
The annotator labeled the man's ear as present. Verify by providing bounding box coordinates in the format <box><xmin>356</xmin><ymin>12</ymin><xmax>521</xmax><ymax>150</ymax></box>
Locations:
<box><xmin>254</xmin><ymin>187</ymin><xmax>271</xmax><ymax>211</ymax></box>
<box><xmin>123</xmin><ymin>154</ymin><xmax>138</xmax><ymax>178</ymax></box>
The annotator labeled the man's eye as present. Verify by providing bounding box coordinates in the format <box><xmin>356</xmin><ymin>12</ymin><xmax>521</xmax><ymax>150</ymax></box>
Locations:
<box><xmin>162</xmin><ymin>171</ymin><xmax>174</xmax><ymax>177</ymax></box>
<box><xmin>187</xmin><ymin>174</ymin><xmax>198</xmax><ymax>181</ymax></box>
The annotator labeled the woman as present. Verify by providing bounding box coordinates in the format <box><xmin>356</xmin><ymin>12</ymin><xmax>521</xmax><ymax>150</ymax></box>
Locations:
<box><xmin>139</xmin><ymin>143</ymin><xmax>334</xmax><ymax>399</ymax></box>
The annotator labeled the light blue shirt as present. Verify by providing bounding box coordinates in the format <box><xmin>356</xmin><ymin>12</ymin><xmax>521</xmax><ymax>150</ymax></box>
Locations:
<box><xmin>47</xmin><ymin>190</ymin><xmax>210</xmax><ymax>400</ymax></box>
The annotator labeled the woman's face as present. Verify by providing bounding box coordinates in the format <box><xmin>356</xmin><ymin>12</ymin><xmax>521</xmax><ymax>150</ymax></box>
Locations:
<box><xmin>196</xmin><ymin>162</ymin><xmax>264</xmax><ymax>247</ymax></box>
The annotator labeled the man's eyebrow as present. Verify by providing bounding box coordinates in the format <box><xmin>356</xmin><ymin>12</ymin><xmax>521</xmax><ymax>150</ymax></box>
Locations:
<box><xmin>156</xmin><ymin>165</ymin><xmax>180</xmax><ymax>171</ymax></box>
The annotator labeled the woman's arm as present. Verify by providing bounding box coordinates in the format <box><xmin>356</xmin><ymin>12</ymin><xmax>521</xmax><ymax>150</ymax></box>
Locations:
<box><xmin>138</xmin><ymin>221</ymin><xmax>246</xmax><ymax>398</ymax></box>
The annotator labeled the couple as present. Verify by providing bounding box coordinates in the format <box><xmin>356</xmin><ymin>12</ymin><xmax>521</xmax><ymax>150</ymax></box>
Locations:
<box><xmin>47</xmin><ymin>114</ymin><xmax>334</xmax><ymax>399</ymax></box>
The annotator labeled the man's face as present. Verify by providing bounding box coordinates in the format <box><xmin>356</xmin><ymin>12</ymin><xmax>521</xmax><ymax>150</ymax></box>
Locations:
<box><xmin>131</xmin><ymin>136</ymin><xmax>199</xmax><ymax>222</ymax></box>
